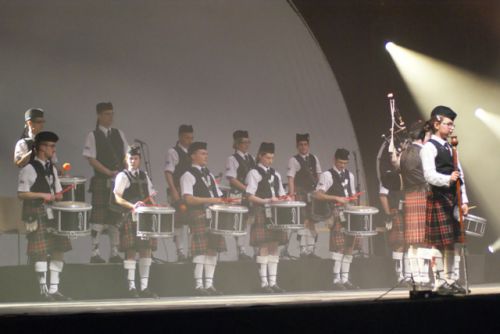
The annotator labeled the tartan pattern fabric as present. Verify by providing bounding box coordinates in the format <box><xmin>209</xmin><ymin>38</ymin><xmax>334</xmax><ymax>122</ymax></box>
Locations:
<box><xmin>404</xmin><ymin>190</ymin><xmax>427</xmax><ymax>245</ymax></box>
<box><xmin>89</xmin><ymin>176</ymin><xmax>119</xmax><ymax>225</ymax></box>
<box><xmin>388</xmin><ymin>208</ymin><xmax>405</xmax><ymax>250</ymax></box>
<box><xmin>294</xmin><ymin>191</ymin><xmax>313</xmax><ymax>223</ymax></box>
<box><xmin>250</xmin><ymin>206</ymin><xmax>288</xmax><ymax>247</ymax></box>
<box><xmin>189</xmin><ymin>209</ymin><xmax>226</xmax><ymax>256</ymax></box>
<box><xmin>119</xmin><ymin>213</ymin><xmax>158</xmax><ymax>252</ymax></box>
<box><xmin>329</xmin><ymin>208</ymin><xmax>360</xmax><ymax>252</ymax></box>
<box><xmin>425</xmin><ymin>190</ymin><xmax>462</xmax><ymax>247</ymax></box>
<box><xmin>26</xmin><ymin>209</ymin><xmax>72</xmax><ymax>262</ymax></box>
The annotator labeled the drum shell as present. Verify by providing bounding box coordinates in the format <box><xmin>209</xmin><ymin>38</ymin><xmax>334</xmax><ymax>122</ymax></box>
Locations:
<box><xmin>136</xmin><ymin>207</ymin><xmax>176</xmax><ymax>238</ymax></box>
<box><xmin>464</xmin><ymin>214</ymin><xmax>486</xmax><ymax>238</ymax></box>
<box><xmin>267</xmin><ymin>201</ymin><xmax>306</xmax><ymax>230</ymax></box>
<box><xmin>60</xmin><ymin>177</ymin><xmax>86</xmax><ymax>202</ymax></box>
<box><xmin>209</xmin><ymin>205</ymin><xmax>248</xmax><ymax>236</ymax></box>
<box><xmin>51</xmin><ymin>201</ymin><xmax>92</xmax><ymax>238</ymax></box>
<box><xmin>344</xmin><ymin>206</ymin><xmax>379</xmax><ymax>236</ymax></box>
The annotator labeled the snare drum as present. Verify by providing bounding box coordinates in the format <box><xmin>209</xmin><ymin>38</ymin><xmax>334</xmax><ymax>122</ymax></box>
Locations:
<box><xmin>464</xmin><ymin>214</ymin><xmax>487</xmax><ymax>237</ymax></box>
<box><xmin>59</xmin><ymin>176</ymin><xmax>86</xmax><ymax>202</ymax></box>
<box><xmin>265</xmin><ymin>201</ymin><xmax>306</xmax><ymax>230</ymax></box>
<box><xmin>135</xmin><ymin>206</ymin><xmax>176</xmax><ymax>239</ymax></box>
<box><xmin>343</xmin><ymin>205</ymin><xmax>379</xmax><ymax>237</ymax></box>
<box><xmin>50</xmin><ymin>201</ymin><xmax>92</xmax><ymax>239</ymax></box>
<box><xmin>310</xmin><ymin>194</ymin><xmax>333</xmax><ymax>222</ymax></box>
<box><xmin>208</xmin><ymin>204</ymin><xmax>248</xmax><ymax>236</ymax></box>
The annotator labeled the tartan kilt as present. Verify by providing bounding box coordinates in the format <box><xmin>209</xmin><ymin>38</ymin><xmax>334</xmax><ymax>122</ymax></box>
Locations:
<box><xmin>295</xmin><ymin>191</ymin><xmax>313</xmax><ymax>224</ymax></box>
<box><xmin>328</xmin><ymin>208</ymin><xmax>359</xmax><ymax>252</ymax></box>
<box><xmin>250</xmin><ymin>206</ymin><xmax>288</xmax><ymax>247</ymax></box>
<box><xmin>26</xmin><ymin>209</ymin><xmax>72</xmax><ymax>262</ymax></box>
<box><xmin>404</xmin><ymin>190</ymin><xmax>427</xmax><ymax>245</ymax></box>
<box><xmin>119</xmin><ymin>213</ymin><xmax>157</xmax><ymax>252</ymax></box>
<box><xmin>89</xmin><ymin>176</ymin><xmax>120</xmax><ymax>225</ymax></box>
<box><xmin>425</xmin><ymin>190</ymin><xmax>462</xmax><ymax>247</ymax></box>
<box><xmin>388</xmin><ymin>208</ymin><xmax>405</xmax><ymax>250</ymax></box>
<box><xmin>189</xmin><ymin>209</ymin><xmax>226</xmax><ymax>256</ymax></box>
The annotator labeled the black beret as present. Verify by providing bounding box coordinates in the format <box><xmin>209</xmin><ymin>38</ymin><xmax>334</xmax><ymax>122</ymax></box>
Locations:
<box><xmin>24</xmin><ymin>108</ymin><xmax>44</xmax><ymax>121</ymax></box>
<box><xmin>258</xmin><ymin>142</ymin><xmax>275</xmax><ymax>154</ymax></box>
<box><xmin>178</xmin><ymin>124</ymin><xmax>194</xmax><ymax>135</ymax></box>
<box><xmin>334</xmin><ymin>148</ymin><xmax>350</xmax><ymax>160</ymax></box>
<box><xmin>431</xmin><ymin>105</ymin><xmax>457</xmax><ymax>121</ymax></box>
<box><xmin>35</xmin><ymin>131</ymin><xmax>59</xmax><ymax>144</ymax></box>
<box><xmin>96</xmin><ymin>102</ymin><xmax>113</xmax><ymax>113</ymax></box>
<box><xmin>296</xmin><ymin>133</ymin><xmax>310</xmax><ymax>143</ymax></box>
<box><xmin>233</xmin><ymin>130</ymin><xmax>249</xmax><ymax>140</ymax></box>
<box><xmin>188</xmin><ymin>141</ymin><xmax>207</xmax><ymax>155</ymax></box>
<box><xmin>127</xmin><ymin>144</ymin><xmax>141</xmax><ymax>156</ymax></box>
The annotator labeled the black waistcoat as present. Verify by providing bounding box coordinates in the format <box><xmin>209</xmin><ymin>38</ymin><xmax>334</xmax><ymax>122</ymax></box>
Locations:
<box><xmin>22</xmin><ymin>160</ymin><xmax>55</xmax><ymax>221</ymax></box>
<box><xmin>294</xmin><ymin>154</ymin><xmax>317</xmax><ymax>192</ymax></box>
<box><xmin>122</xmin><ymin>170</ymin><xmax>150</xmax><ymax>204</ymax></box>
<box><xmin>231</xmin><ymin>153</ymin><xmax>256</xmax><ymax>192</ymax></box>
<box><xmin>429</xmin><ymin>139</ymin><xmax>459</xmax><ymax>194</ymax></box>
<box><xmin>188</xmin><ymin>167</ymin><xmax>219</xmax><ymax>209</ymax></box>
<box><xmin>94</xmin><ymin>128</ymin><xmax>125</xmax><ymax>177</ymax></box>
<box><xmin>172</xmin><ymin>144</ymin><xmax>191</xmax><ymax>188</ymax></box>
<box><xmin>326</xmin><ymin>168</ymin><xmax>353</xmax><ymax>197</ymax></box>
<box><xmin>255</xmin><ymin>167</ymin><xmax>280</xmax><ymax>199</ymax></box>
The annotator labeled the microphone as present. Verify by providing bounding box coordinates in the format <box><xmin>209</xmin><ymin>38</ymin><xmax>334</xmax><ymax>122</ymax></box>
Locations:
<box><xmin>134</xmin><ymin>138</ymin><xmax>146</xmax><ymax>145</ymax></box>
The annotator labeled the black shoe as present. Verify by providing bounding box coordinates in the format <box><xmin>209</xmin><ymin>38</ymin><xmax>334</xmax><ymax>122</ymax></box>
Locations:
<box><xmin>436</xmin><ymin>282</ymin><xmax>456</xmax><ymax>296</ymax></box>
<box><xmin>449</xmin><ymin>282</ymin><xmax>469</xmax><ymax>295</ymax></box>
<box><xmin>139</xmin><ymin>288</ymin><xmax>159</xmax><ymax>299</ymax></box>
<box><xmin>332</xmin><ymin>282</ymin><xmax>346</xmax><ymax>291</ymax></box>
<box><xmin>90</xmin><ymin>255</ymin><xmax>106</xmax><ymax>264</ymax></box>
<box><xmin>238</xmin><ymin>253</ymin><xmax>253</xmax><ymax>261</ymax></box>
<box><xmin>259</xmin><ymin>285</ymin><xmax>275</xmax><ymax>294</ymax></box>
<box><xmin>127</xmin><ymin>288</ymin><xmax>140</xmax><ymax>298</ymax></box>
<box><xmin>343</xmin><ymin>280</ymin><xmax>360</xmax><ymax>290</ymax></box>
<box><xmin>205</xmin><ymin>286</ymin><xmax>223</xmax><ymax>296</ymax></box>
<box><xmin>177</xmin><ymin>253</ymin><xmax>188</xmax><ymax>262</ymax></box>
<box><xmin>194</xmin><ymin>287</ymin><xmax>210</xmax><ymax>296</ymax></box>
<box><xmin>270</xmin><ymin>285</ymin><xmax>286</xmax><ymax>293</ymax></box>
<box><xmin>108</xmin><ymin>255</ymin><xmax>124</xmax><ymax>264</ymax></box>
<box><xmin>39</xmin><ymin>291</ymin><xmax>55</xmax><ymax>302</ymax></box>
<box><xmin>398</xmin><ymin>277</ymin><xmax>414</xmax><ymax>288</ymax></box>
<box><xmin>49</xmin><ymin>291</ymin><xmax>72</xmax><ymax>301</ymax></box>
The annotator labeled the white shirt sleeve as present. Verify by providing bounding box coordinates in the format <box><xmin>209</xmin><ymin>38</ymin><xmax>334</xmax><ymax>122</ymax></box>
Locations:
<box><xmin>82</xmin><ymin>132</ymin><xmax>96</xmax><ymax>159</ymax></box>
<box><xmin>225</xmin><ymin>155</ymin><xmax>238</xmax><ymax>179</ymax></box>
<box><xmin>349</xmin><ymin>172</ymin><xmax>356</xmax><ymax>195</ymax></box>
<box><xmin>286</xmin><ymin>157</ymin><xmax>301</xmax><ymax>177</ymax></box>
<box><xmin>420</xmin><ymin>142</ymin><xmax>452</xmax><ymax>188</ymax></box>
<box><xmin>18</xmin><ymin>165</ymin><xmax>36</xmax><ymax>192</ymax></box>
<box><xmin>14</xmin><ymin>139</ymin><xmax>29</xmax><ymax>162</ymax></box>
<box><xmin>379</xmin><ymin>184</ymin><xmax>389</xmax><ymax>195</ymax></box>
<box><xmin>315</xmin><ymin>171</ymin><xmax>333</xmax><ymax>192</ymax></box>
<box><xmin>274</xmin><ymin>171</ymin><xmax>286</xmax><ymax>197</ymax></box>
<box><xmin>245</xmin><ymin>169</ymin><xmax>261</xmax><ymax>195</ymax></box>
<box><xmin>180</xmin><ymin>171</ymin><xmax>196</xmax><ymax>196</ymax></box>
<box><xmin>113</xmin><ymin>171</ymin><xmax>131</xmax><ymax>195</ymax></box>
<box><xmin>314</xmin><ymin>155</ymin><xmax>322</xmax><ymax>174</ymax></box>
<box><xmin>457</xmin><ymin>158</ymin><xmax>468</xmax><ymax>204</ymax></box>
<box><xmin>145</xmin><ymin>173</ymin><xmax>156</xmax><ymax>196</ymax></box>
<box><xmin>210</xmin><ymin>173</ymin><xmax>224</xmax><ymax>197</ymax></box>
<box><xmin>164</xmin><ymin>148</ymin><xmax>179</xmax><ymax>173</ymax></box>
<box><xmin>53</xmin><ymin>166</ymin><xmax>62</xmax><ymax>193</ymax></box>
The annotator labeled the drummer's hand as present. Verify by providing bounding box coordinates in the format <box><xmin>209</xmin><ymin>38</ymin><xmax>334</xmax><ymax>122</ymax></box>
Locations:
<box><xmin>109</xmin><ymin>170</ymin><xmax>119</xmax><ymax>178</ymax></box>
<box><xmin>269</xmin><ymin>197</ymin><xmax>280</xmax><ymax>203</ymax></box>
<box><xmin>449</xmin><ymin>171</ymin><xmax>460</xmax><ymax>183</ymax></box>
<box><xmin>25</xmin><ymin>221</ymin><xmax>38</xmax><ymax>233</ymax></box>
<box><xmin>41</xmin><ymin>193</ymin><xmax>55</xmax><ymax>202</ymax></box>
<box><xmin>55</xmin><ymin>193</ymin><xmax>63</xmax><ymax>201</ymax></box>
<box><xmin>335</xmin><ymin>196</ymin><xmax>349</xmax><ymax>205</ymax></box>
<box><xmin>133</xmin><ymin>201</ymin><xmax>145</xmax><ymax>209</ymax></box>
<box><xmin>212</xmin><ymin>198</ymin><xmax>224</xmax><ymax>204</ymax></box>
<box><xmin>462</xmin><ymin>203</ymin><xmax>469</xmax><ymax>216</ymax></box>
<box><xmin>384</xmin><ymin>213</ymin><xmax>393</xmax><ymax>230</ymax></box>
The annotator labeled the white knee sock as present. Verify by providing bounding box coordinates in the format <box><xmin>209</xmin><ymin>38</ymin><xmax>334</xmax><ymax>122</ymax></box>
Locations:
<box><xmin>452</xmin><ymin>255</ymin><xmax>461</xmax><ymax>281</ymax></box>
<box><xmin>256</xmin><ymin>256</ymin><xmax>269</xmax><ymax>287</ymax></box>
<box><xmin>204</xmin><ymin>255</ymin><xmax>217</xmax><ymax>289</ymax></box>
<box><xmin>392</xmin><ymin>251</ymin><xmax>404</xmax><ymax>281</ymax></box>
<box><xmin>341</xmin><ymin>255</ymin><xmax>353</xmax><ymax>283</ymax></box>
<box><xmin>407</xmin><ymin>248</ymin><xmax>420</xmax><ymax>283</ymax></box>
<box><xmin>175</xmin><ymin>227</ymin><xmax>185</xmax><ymax>255</ymax></box>
<box><xmin>332</xmin><ymin>252</ymin><xmax>343</xmax><ymax>283</ymax></box>
<box><xmin>91</xmin><ymin>224</ymin><xmax>103</xmax><ymax>256</ymax></box>
<box><xmin>193</xmin><ymin>255</ymin><xmax>205</xmax><ymax>289</ymax></box>
<box><xmin>417</xmin><ymin>248</ymin><xmax>433</xmax><ymax>284</ymax></box>
<box><xmin>267</xmin><ymin>255</ymin><xmax>279</xmax><ymax>287</ymax></box>
<box><xmin>444</xmin><ymin>250</ymin><xmax>455</xmax><ymax>283</ymax></box>
<box><xmin>108</xmin><ymin>225</ymin><xmax>120</xmax><ymax>257</ymax></box>
<box><xmin>48</xmin><ymin>260</ymin><xmax>64</xmax><ymax>294</ymax></box>
<box><xmin>139</xmin><ymin>258</ymin><xmax>152</xmax><ymax>291</ymax></box>
<box><xmin>35</xmin><ymin>261</ymin><xmax>48</xmax><ymax>294</ymax></box>
<box><xmin>431</xmin><ymin>249</ymin><xmax>444</xmax><ymax>288</ymax></box>
<box><xmin>124</xmin><ymin>260</ymin><xmax>137</xmax><ymax>290</ymax></box>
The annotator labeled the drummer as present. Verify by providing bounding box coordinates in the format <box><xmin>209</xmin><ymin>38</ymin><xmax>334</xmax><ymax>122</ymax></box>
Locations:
<box><xmin>113</xmin><ymin>145</ymin><xmax>158</xmax><ymax>298</ymax></box>
<box><xmin>14</xmin><ymin>108</ymin><xmax>58</xmax><ymax>168</ymax></box>
<box><xmin>18</xmin><ymin>131</ymin><xmax>71</xmax><ymax>301</ymax></box>
<box><xmin>164</xmin><ymin>124</ymin><xmax>194</xmax><ymax>262</ymax></box>
<box><xmin>246</xmin><ymin>142</ymin><xmax>288</xmax><ymax>293</ymax></box>
<box><xmin>83</xmin><ymin>102</ymin><xmax>129</xmax><ymax>264</ymax></box>
<box><xmin>313</xmin><ymin>148</ymin><xmax>358</xmax><ymax>290</ymax></box>
<box><xmin>224</xmin><ymin>130</ymin><xmax>255</xmax><ymax>261</ymax></box>
<box><xmin>420</xmin><ymin>106</ymin><xmax>469</xmax><ymax>295</ymax></box>
<box><xmin>287</xmin><ymin>133</ymin><xmax>322</xmax><ymax>259</ymax></box>
<box><xmin>180</xmin><ymin>141</ymin><xmax>226</xmax><ymax>296</ymax></box>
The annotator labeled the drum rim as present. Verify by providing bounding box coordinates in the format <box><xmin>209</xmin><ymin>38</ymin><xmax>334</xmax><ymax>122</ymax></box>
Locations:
<box><xmin>136</xmin><ymin>231</ymin><xmax>175</xmax><ymax>238</ymax></box>
<box><xmin>344</xmin><ymin>206</ymin><xmax>379</xmax><ymax>214</ymax></box>
<box><xmin>209</xmin><ymin>204</ymin><xmax>249</xmax><ymax>213</ymax></box>
<box><xmin>135</xmin><ymin>206</ymin><xmax>176</xmax><ymax>214</ymax></box>
<box><xmin>209</xmin><ymin>229</ymin><xmax>247</xmax><ymax>236</ymax></box>
<box><xmin>464</xmin><ymin>214</ymin><xmax>487</xmax><ymax>223</ymax></box>
<box><xmin>267</xmin><ymin>201</ymin><xmax>307</xmax><ymax>208</ymax></box>
<box><xmin>59</xmin><ymin>176</ymin><xmax>87</xmax><ymax>183</ymax></box>
<box><xmin>51</xmin><ymin>201</ymin><xmax>92</xmax><ymax>211</ymax></box>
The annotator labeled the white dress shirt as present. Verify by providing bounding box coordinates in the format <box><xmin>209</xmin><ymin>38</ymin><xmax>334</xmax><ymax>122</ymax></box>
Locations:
<box><xmin>245</xmin><ymin>163</ymin><xmax>286</xmax><ymax>197</ymax></box>
<box><xmin>225</xmin><ymin>150</ymin><xmax>253</xmax><ymax>179</ymax></box>
<box><xmin>113</xmin><ymin>169</ymin><xmax>155</xmax><ymax>197</ymax></box>
<box><xmin>180</xmin><ymin>165</ymin><xmax>223</xmax><ymax>197</ymax></box>
<box><xmin>315</xmin><ymin>166</ymin><xmax>356</xmax><ymax>197</ymax></box>
<box><xmin>164</xmin><ymin>143</ymin><xmax>189</xmax><ymax>173</ymax></box>
<box><xmin>82</xmin><ymin>125</ymin><xmax>129</xmax><ymax>159</ymax></box>
<box><xmin>18</xmin><ymin>157</ymin><xmax>62</xmax><ymax>194</ymax></box>
<box><xmin>287</xmin><ymin>154</ymin><xmax>322</xmax><ymax>177</ymax></box>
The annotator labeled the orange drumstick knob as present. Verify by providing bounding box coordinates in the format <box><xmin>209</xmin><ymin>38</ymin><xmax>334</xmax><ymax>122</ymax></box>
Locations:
<box><xmin>62</xmin><ymin>162</ymin><xmax>72</xmax><ymax>171</ymax></box>
<box><xmin>179</xmin><ymin>203</ymin><xmax>187</xmax><ymax>212</ymax></box>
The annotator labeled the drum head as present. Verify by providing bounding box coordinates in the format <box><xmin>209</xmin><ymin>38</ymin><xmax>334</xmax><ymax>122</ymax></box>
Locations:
<box><xmin>344</xmin><ymin>205</ymin><xmax>379</xmax><ymax>215</ymax></box>
<box><xmin>209</xmin><ymin>204</ymin><xmax>248</xmax><ymax>213</ymax></box>
<box><xmin>59</xmin><ymin>176</ymin><xmax>87</xmax><ymax>184</ymax></box>
<box><xmin>51</xmin><ymin>201</ymin><xmax>92</xmax><ymax>211</ymax></box>
<box><xmin>135</xmin><ymin>206</ymin><xmax>176</xmax><ymax>214</ymax></box>
<box><xmin>464</xmin><ymin>214</ymin><xmax>486</xmax><ymax>223</ymax></box>
<box><xmin>269</xmin><ymin>201</ymin><xmax>306</xmax><ymax>208</ymax></box>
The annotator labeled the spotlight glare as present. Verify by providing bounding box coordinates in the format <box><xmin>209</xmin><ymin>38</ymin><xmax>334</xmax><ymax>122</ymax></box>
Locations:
<box><xmin>475</xmin><ymin>108</ymin><xmax>485</xmax><ymax>118</ymax></box>
<box><xmin>488</xmin><ymin>238</ymin><xmax>500</xmax><ymax>254</ymax></box>
<box><xmin>385</xmin><ymin>41</ymin><xmax>395</xmax><ymax>52</ymax></box>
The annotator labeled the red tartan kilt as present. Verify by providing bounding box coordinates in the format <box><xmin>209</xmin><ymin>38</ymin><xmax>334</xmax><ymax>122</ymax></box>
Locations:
<box><xmin>189</xmin><ymin>209</ymin><xmax>226</xmax><ymax>256</ymax></box>
<box><xmin>89</xmin><ymin>176</ymin><xmax>120</xmax><ymax>225</ymax></box>
<box><xmin>388</xmin><ymin>208</ymin><xmax>405</xmax><ymax>250</ymax></box>
<box><xmin>26</xmin><ymin>214</ymin><xmax>72</xmax><ymax>262</ymax></box>
<box><xmin>404</xmin><ymin>190</ymin><xmax>427</xmax><ymax>245</ymax></box>
<box><xmin>425</xmin><ymin>190</ymin><xmax>462</xmax><ymax>247</ymax></box>
<box><xmin>328</xmin><ymin>208</ymin><xmax>360</xmax><ymax>252</ymax></box>
<box><xmin>119</xmin><ymin>214</ymin><xmax>157</xmax><ymax>252</ymax></box>
<box><xmin>250</xmin><ymin>206</ymin><xmax>288</xmax><ymax>247</ymax></box>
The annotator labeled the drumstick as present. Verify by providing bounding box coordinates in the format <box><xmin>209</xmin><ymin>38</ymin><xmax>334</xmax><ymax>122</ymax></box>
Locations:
<box><xmin>468</xmin><ymin>205</ymin><xmax>477</xmax><ymax>210</ymax></box>
<box><xmin>44</xmin><ymin>184</ymin><xmax>75</xmax><ymax>203</ymax></box>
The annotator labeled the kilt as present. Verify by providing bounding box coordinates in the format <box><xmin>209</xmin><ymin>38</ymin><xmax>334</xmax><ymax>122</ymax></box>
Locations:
<box><xmin>388</xmin><ymin>208</ymin><xmax>405</xmax><ymax>250</ymax></box>
<box><xmin>295</xmin><ymin>191</ymin><xmax>312</xmax><ymax>222</ymax></box>
<box><xmin>404</xmin><ymin>190</ymin><xmax>427</xmax><ymax>245</ymax></box>
<box><xmin>26</xmin><ymin>209</ymin><xmax>72</xmax><ymax>262</ymax></box>
<box><xmin>250</xmin><ymin>206</ymin><xmax>288</xmax><ymax>247</ymax></box>
<box><xmin>119</xmin><ymin>213</ymin><xmax>158</xmax><ymax>252</ymax></box>
<box><xmin>425</xmin><ymin>190</ymin><xmax>462</xmax><ymax>248</ymax></box>
<box><xmin>189</xmin><ymin>209</ymin><xmax>226</xmax><ymax>256</ymax></box>
<box><xmin>329</xmin><ymin>208</ymin><xmax>358</xmax><ymax>252</ymax></box>
<box><xmin>89</xmin><ymin>176</ymin><xmax>120</xmax><ymax>225</ymax></box>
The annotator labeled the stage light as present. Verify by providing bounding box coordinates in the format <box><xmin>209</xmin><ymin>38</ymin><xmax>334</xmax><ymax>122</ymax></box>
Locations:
<box><xmin>385</xmin><ymin>42</ymin><xmax>395</xmax><ymax>52</ymax></box>
<box><xmin>475</xmin><ymin>108</ymin><xmax>485</xmax><ymax>118</ymax></box>
<box><xmin>488</xmin><ymin>238</ymin><xmax>500</xmax><ymax>253</ymax></box>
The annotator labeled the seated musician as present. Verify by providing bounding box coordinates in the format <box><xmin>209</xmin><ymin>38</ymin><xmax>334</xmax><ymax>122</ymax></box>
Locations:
<box><xmin>113</xmin><ymin>145</ymin><xmax>158</xmax><ymax>298</ymax></box>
